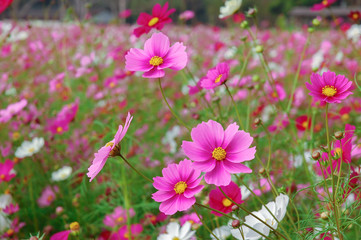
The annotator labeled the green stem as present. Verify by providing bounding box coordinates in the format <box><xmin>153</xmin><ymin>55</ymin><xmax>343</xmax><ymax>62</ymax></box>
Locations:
<box><xmin>192</xmin><ymin>205</ymin><xmax>220</xmax><ymax>240</ymax></box>
<box><xmin>119</xmin><ymin>154</ymin><xmax>153</xmax><ymax>183</ymax></box>
<box><xmin>260</xmin><ymin>122</ymin><xmax>272</xmax><ymax>170</ymax></box>
<box><xmin>158</xmin><ymin>78</ymin><xmax>191</xmax><ymax>132</ymax></box>
<box><xmin>224</xmin><ymin>83</ymin><xmax>245</xmax><ymax>129</ymax></box>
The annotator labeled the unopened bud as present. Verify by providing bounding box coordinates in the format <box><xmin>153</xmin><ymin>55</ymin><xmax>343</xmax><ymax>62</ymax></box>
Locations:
<box><xmin>240</xmin><ymin>21</ymin><xmax>249</xmax><ymax>29</ymax></box>
<box><xmin>29</xmin><ymin>237</ymin><xmax>38</xmax><ymax>240</ymax></box>
<box><xmin>320</xmin><ymin>211</ymin><xmax>329</xmax><ymax>220</ymax></box>
<box><xmin>312</xmin><ymin>18</ymin><xmax>320</xmax><ymax>27</ymax></box>
<box><xmin>312</xmin><ymin>151</ymin><xmax>321</xmax><ymax>161</ymax></box>
<box><xmin>231</xmin><ymin>205</ymin><xmax>239</xmax><ymax>211</ymax></box>
<box><xmin>232</xmin><ymin>219</ymin><xmax>241</xmax><ymax>228</ymax></box>
<box><xmin>308</xmin><ymin>27</ymin><xmax>315</xmax><ymax>33</ymax></box>
<box><xmin>255</xmin><ymin>45</ymin><xmax>264</xmax><ymax>53</ymax></box>
<box><xmin>70</xmin><ymin>222</ymin><xmax>80</xmax><ymax>232</ymax></box>
<box><xmin>334</xmin><ymin>131</ymin><xmax>344</xmax><ymax>140</ymax></box>
<box><xmin>252</xmin><ymin>75</ymin><xmax>260</xmax><ymax>82</ymax></box>
<box><xmin>254</xmin><ymin>118</ymin><xmax>262</xmax><ymax>126</ymax></box>
<box><xmin>247</xmin><ymin>8</ymin><xmax>257</xmax><ymax>17</ymax></box>
<box><xmin>258</xmin><ymin>167</ymin><xmax>265</xmax><ymax>175</ymax></box>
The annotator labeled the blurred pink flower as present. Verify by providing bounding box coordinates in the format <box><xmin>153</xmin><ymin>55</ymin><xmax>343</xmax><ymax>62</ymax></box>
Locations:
<box><xmin>119</xmin><ymin>9</ymin><xmax>131</xmax><ymax>19</ymax></box>
<box><xmin>110</xmin><ymin>224</ymin><xmax>143</xmax><ymax>240</ymax></box>
<box><xmin>103</xmin><ymin>206</ymin><xmax>135</xmax><ymax>228</ymax></box>
<box><xmin>311</xmin><ymin>0</ymin><xmax>336</xmax><ymax>11</ymax></box>
<box><xmin>37</xmin><ymin>186</ymin><xmax>58</xmax><ymax>207</ymax></box>
<box><xmin>0</xmin><ymin>159</ymin><xmax>15</xmax><ymax>183</ymax></box>
<box><xmin>179</xmin><ymin>10</ymin><xmax>195</xmax><ymax>20</ymax></box>
<box><xmin>200</xmin><ymin>62</ymin><xmax>230</xmax><ymax>89</ymax></box>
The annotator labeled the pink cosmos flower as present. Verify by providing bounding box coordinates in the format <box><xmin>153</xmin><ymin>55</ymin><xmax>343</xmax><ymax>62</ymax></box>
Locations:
<box><xmin>133</xmin><ymin>2</ymin><xmax>175</xmax><ymax>38</ymax></box>
<box><xmin>200</xmin><ymin>62</ymin><xmax>230</xmax><ymax>89</ymax></box>
<box><xmin>268</xmin><ymin>113</ymin><xmax>289</xmax><ymax>133</ymax></box>
<box><xmin>110</xmin><ymin>224</ymin><xmax>143</xmax><ymax>240</ymax></box>
<box><xmin>50</xmin><ymin>230</ymin><xmax>71</xmax><ymax>240</ymax></box>
<box><xmin>306</xmin><ymin>71</ymin><xmax>353</xmax><ymax>103</ymax></box>
<box><xmin>104</xmin><ymin>206</ymin><xmax>135</xmax><ymax>228</ymax></box>
<box><xmin>332</xmin><ymin>124</ymin><xmax>355</xmax><ymax>164</ymax></box>
<box><xmin>179</xmin><ymin>213</ymin><xmax>202</xmax><ymax>226</ymax></box>
<box><xmin>0</xmin><ymin>0</ymin><xmax>13</xmax><ymax>14</ymax></box>
<box><xmin>3</xmin><ymin>203</ymin><xmax>19</xmax><ymax>215</ymax></box>
<box><xmin>87</xmin><ymin>112</ymin><xmax>133</xmax><ymax>182</ymax></box>
<box><xmin>0</xmin><ymin>159</ymin><xmax>15</xmax><ymax>183</ymax></box>
<box><xmin>37</xmin><ymin>186</ymin><xmax>58</xmax><ymax>207</ymax></box>
<box><xmin>311</xmin><ymin>0</ymin><xmax>336</xmax><ymax>11</ymax></box>
<box><xmin>182</xmin><ymin>120</ymin><xmax>256</xmax><ymax>186</ymax></box>
<box><xmin>208</xmin><ymin>181</ymin><xmax>243</xmax><ymax>216</ymax></box>
<box><xmin>152</xmin><ymin>159</ymin><xmax>204</xmax><ymax>215</ymax></box>
<box><xmin>1</xmin><ymin>217</ymin><xmax>25</xmax><ymax>239</ymax></box>
<box><xmin>0</xmin><ymin>99</ymin><xmax>27</xmax><ymax>123</ymax></box>
<box><xmin>125</xmin><ymin>32</ymin><xmax>187</xmax><ymax>78</ymax></box>
<box><xmin>179</xmin><ymin>10</ymin><xmax>195</xmax><ymax>21</ymax></box>
<box><xmin>119</xmin><ymin>9</ymin><xmax>131</xmax><ymax>19</ymax></box>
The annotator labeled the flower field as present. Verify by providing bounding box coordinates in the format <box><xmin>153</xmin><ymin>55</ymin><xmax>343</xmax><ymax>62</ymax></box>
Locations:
<box><xmin>1</xmin><ymin>1</ymin><xmax>361</xmax><ymax>240</ymax></box>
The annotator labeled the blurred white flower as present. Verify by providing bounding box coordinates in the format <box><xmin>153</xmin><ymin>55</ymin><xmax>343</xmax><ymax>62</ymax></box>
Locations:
<box><xmin>0</xmin><ymin>194</ymin><xmax>12</xmax><ymax>233</ymax></box>
<box><xmin>211</xmin><ymin>225</ymin><xmax>231</xmax><ymax>239</ymax></box>
<box><xmin>219</xmin><ymin>0</ymin><xmax>242</xmax><ymax>19</ymax></box>
<box><xmin>51</xmin><ymin>166</ymin><xmax>72</xmax><ymax>181</ymax></box>
<box><xmin>157</xmin><ymin>221</ymin><xmax>195</xmax><ymax>240</ymax></box>
<box><xmin>162</xmin><ymin>126</ymin><xmax>181</xmax><ymax>154</ymax></box>
<box><xmin>346</xmin><ymin>24</ymin><xmax>361</xmax><ymax>43</ymax></box>
<box><xmin>15</xmin><ymin>137</ymin><xmax>44</xmax><ymax>158</ymax></box>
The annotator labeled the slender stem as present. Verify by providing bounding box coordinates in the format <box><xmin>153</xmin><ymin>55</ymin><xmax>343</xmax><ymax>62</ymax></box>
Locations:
<box><xmin>192</xmin><ymin>205</ymin><xmax>220</xmax><ymax>240</ymax></box>
<box><xmin>224</xmin><ymin>83</ymin><xmax>245</xmax><ymax>129</ymax></box>
<box><xmin>119</xmin><ymin>154</ymin><xmax>153</xmax><ymax>183</ymax></box>
<box><xmin>218</xmin><ymin>187</ymin><xmax>289</xmax><ymax>240</ymax></box>
<box><xmin>286</xmin><ymin>33</ymin><xmax>309</xmax><ymax>112</ymax></box>
<box><xmin>260</xmin><ymin>122</ymin><xmax>272</xmax><ymax>170</ymax></box>
<box><xmin>158</xmin><ymin>78</ymin><xmax>191</xmax><ymax>132</ymax></box>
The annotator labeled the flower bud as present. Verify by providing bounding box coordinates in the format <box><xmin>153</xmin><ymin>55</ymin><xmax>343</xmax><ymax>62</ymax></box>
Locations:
<box><xmin>252</xmin><ymin>75</ymin><xmax>260</xmax><ymax>82</ymax></box>
<box><xmin>247</xmin><ymin>8</ymin><xmax>257</xmax><ymax>17</ymax></box>
<box><xmin>232</xmin><ymin>219</ymin><xmax>241</xmax><ymax>228</ymax></box>
<box><xmin>255</xmin><ymin>45</ymin><xmax>264</xmax><ymax>53</ymax></box>
<box><xmin>334</xmin><ymin>131</ymin><xmax>344</xmax><ymax>140</ymax></box>
<box><xmin>320</xmin><ymin>211</ymin><xmax>329</xmax><ymax>220</ymax></box>
<box><xmin>56</xmin><ymin>206</ymin><xmax>64</xmax><ymax>215</ymax></box>
<box><xmin>70</xmin><ymin>222</ymin><xmax>80</xmax><ymax>232</ymax></box>
<box><xmin>312</xmin><ymin>151</ymin><xmax>321</xmax><ymax>161</ymax></box>
<box><xmin>254</xmin><ymin>118</ymin><xmax>262</xmax><ymax>126</ymax></box>
<box><xmin>308</xmin><ymin>27</ymin><xmax>315</xmax><ymax>33</ymax></box>
<box><xmin>30</xmin><ymin>237</ymin><xmax>38</xmax><ymax>240</ymax></box>
<box><xmin>312</xmin><ymin>18</ymin><xmax>320</xmax><ymax>27</ymax></box>
<box><xmin>231</xmin><ymin>204</ymin><xmax>239</xmax><ymax>211</ymax></box>
<box><xmin>258</xmin><ymin>167</ymin><xmax>265</xmax><ymax>175</ymax></box>
<box><xmin>240</xmin><ymin>21</ymin><xmax>249</xmax><ymax>29</ymax></box>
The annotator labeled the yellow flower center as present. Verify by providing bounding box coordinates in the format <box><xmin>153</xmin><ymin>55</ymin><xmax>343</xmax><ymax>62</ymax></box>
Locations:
<box><xmin>212</xmin><ymin>147</ymin><xmax>227</xmax><ymax>161</ymax></box>
<box><xmin>124</xmin><ymin>232</ymin><xmax>130</xmax><ymax>239</ymax></box>
<box><xmin>322</xmin><ymin>0</ymin><xmax>328</xmax><ymax>6</ymax></box>
<box><xmin>222</xmin><ymin>198</ymin><xmax>232</xmax><ymax>207</ymax></box>
<box><xmin>28</xmin><ymin>147</ymin><xmax>35</xmax><ymax>153</ymax></box>
<box><xmin>0</xmin><ymin>174</ymin><xmax>5</xmax><ymax>180</ymax></box>
<box><xmin>174</xmin><ymin>181</ymin><xmax>187</xmax><ymax>194</ymax></box>
<box><xmin>173</xmin><ymin>238</ymin><xmax>180</xmax><ymax>240</ymax></box>
<box><xmin>353</xmin><ymin>13</ymin><xmax>359</xmax><ymax>20</ymax></box>
<box><xmin>57</xmin><ymin>126</ymin><xmax>63</xmax><ymax>133</ymax></box>
<box><xmin>47</xmin><ymin>195</ymin><xmax>54</xmax><ymax>202</ymax></box>
<box><xmin>148</xmin><ymin>17</ymin><xmax>159</xmax><ymax>27</ymax></box>
<box><xmin>334</xmin><ymin>147</ymin><xmax>342</xmax><ymax>157</ymax></box>
<box><xmin>70</xmin><ymin>222</ymin><xmax>80</xmax><ymax>231</ymax></box>
<box><xmin>302</xmin><ymin>121</ymin><xmax>308</xmax><ymax>129</ymax></box>
<box><xmin>271</xmin><ymin>91</ymin><xmax>278</xmax><ymax>98</ymax></box>
<box><xmin>109</xmin><ymin>82</ymin><xmax>115</xmax><ymax>88</ymax></box>
<box><xmin>12</xmin><ymin>132</ymin><xmax>20</xmax><ymax>140</ymax></box>
<box><xmin>105</xmin><ymin>142</ymin><xmax>114</xmax><ymax>148</ymax></box>
<box><xmin>215</xmin><ymin>74</ymin><xmax>223</xmax><ymax>83</ymax></box>
<box><xmin>149</xmin><ymin>56</ymin><xmax>164</xmax><ymax>66</ymax></box>
<box><xmin>116</xmin><ymin>216</ymin><xmax>124</xmax><ymax>223</ymax></box>
<box><xmin>6</xmin><ymin>229</ymin><xmax>14</xmax><ymax>236</ymax></box>
<box><xmin>56</xmin><ymin>82</ymin><xmax>62</xmax><ymax>89</ymax></box>
<box><xmin>341</xmin><ymin>113</ymin><xmax>350</xmax><ymax>122</ymax></box>
<box><xmin>322</xmin><ymin>85</ymin><xmax>337</xmax><ymax>97</ymax></box>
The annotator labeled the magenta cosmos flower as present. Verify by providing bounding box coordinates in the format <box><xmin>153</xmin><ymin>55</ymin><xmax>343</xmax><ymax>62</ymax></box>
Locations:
<box><xmin>152</xmin><ymin>159</ymin><xmax>204</xmax><ymax>215</ymax></box>
<box><xmin>87</xmin><ymin>112</ymin><xmax>133</xmax><ymax>182</ymax></box>
<box><xmin>125</xmin><ymin>32</ymin><xmax>187</xmax><ymax>79</ymax></box>
<box><xmin>182</xmin><ymin>120</ymin><xmax>256</xmax><ymax>186</ymax></box>
<box><xmin>201</xmin><ymin>62</ymin><xmax>230</xmax><ymax>89</ymax></box>
<box><xmin>133</xmin><ymin>2</ymin><xmax>175</xmax><ymax>38</ymax></box>
<box><xmin>311</xmin><ymin>0</ymin><xmax>336</xmax><ymax>11</ymax></box>
<box><xmin>305</xmin><ymin>71</ymin><xmax>353</xmax><ymax>104</ymax></box>
<box><xmin>0</xmin><ymin>159</ymin><xmax>15</xmax><ymax>183</ymax></box>
<box><xmin>208</xmin><ymin>181</ymin><xmax>243</xmax><ymax>216</ymax></box>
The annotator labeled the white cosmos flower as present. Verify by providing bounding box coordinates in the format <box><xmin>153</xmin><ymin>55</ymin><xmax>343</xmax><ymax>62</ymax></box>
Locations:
<box><xmin>15</xmin><ymin>137</ymin><xmax>44</xmax><ymax>158</ymax></box>
<box><xmin>219</xmin><ymin>0</ymin><xmax>242</xmax><ymax>19</ymax></box>
<box><xmin>161</xmin><ymin>126</ymin><xmax>181</xmax><ymax>154</ymax></box>
<box><xmin>346</xmin><ymin>24</ymin><xmax>361</xmax><ymax>43</ymax></box>
<box><xmin>0</xmin><ymin>194</ymin><xmax>12</xmax><ymax>233</ymax></box>
<box><xmin>157</xmin><ymin>221</ymin><xmax>195</xmax><ymax>240</ymax></box>
<box><xmin>51</xmin><ymin>166</ymin><xmax>72</xmax><ymax>181</ymax></box>
<box><xmin>211</xmin><ymin>225</ymin><xmax>231</xmax><ymax>239</ymax></box>
<box><xmin>231</xmin><ymin>194</ymin><xmax>289</xmax><ymax>240</ymax></box>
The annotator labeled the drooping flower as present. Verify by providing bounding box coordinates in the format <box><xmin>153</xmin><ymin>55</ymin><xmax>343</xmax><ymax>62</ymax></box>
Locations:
<box><xmin>51</xmin><ymin>166</ymin><xmax>72</xmax><ymax>181</ymax></box>
<box><xmin>87</xmin><ymin>112</ymin><xmax>133</xmax><ymax>182</ymax></box>
<box><xmin>219</xmin><ymin>0</ymin><xmax>242</xmax><ymax>19</ymax></box>
<box><xmin>208</xmin><ymin>181</ymin><xmax>243</xmax><ymax>216</ymax></box>
<box><xmin>311</xmin><ymin>0</ymin><xmax>336</xmax><ymax>11</ymax></box>
<box><xmin>15</xmin><ymin>137</ymin><xmax>44</xmax><ymax>159</ymax></box>
<box><xmin>152</xmin><ymin>159</ymin><xmax>204</xmax><ymax>215</ymax></box>
<box><xmin>305</xmin><ymin>71</ymin><xmax>353</xmax><ymax>104</ymax></box>
<box><xmin>103</xmin><ymin>206</ymin><xmax>135</xmax><ymax>228</ymax></box>
<box><xmin>230</xmin><ymin>194</ymin><xmax>289</xmax><ymax>239</ymax></box>
<box><xmin>125</xmin><ymin>32</ymin><xmax>187</xmax><ymax>79</ymax></box>
<box><xmin>157</xmin><ymin>221</ymin><xmax>195</xmax><ymax>240</ymax></box>
<box><xmin>200</xmin><ymin>62</ymin><xmax>230</xmax><ymax>89</ymax></box>
<box><xmin>133</xmin><ymin>2</ymin><xmax>175</xmax><ymax>38</ymax></box>
<box><xmin>182</xmin><ymin>120</ymin><xmax>256</xmax><ymax>186</ymax></box>
<box><xmin>0</xmin><ymin>160</ymin><xmax>15</xmax><ymax>183</ymax></box>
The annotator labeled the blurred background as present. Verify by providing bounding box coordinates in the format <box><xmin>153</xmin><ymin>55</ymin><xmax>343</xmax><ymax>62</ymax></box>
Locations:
<box><xmin>0</xmin><ymin>0</ymin><xmax>360</xmax><ymax>26</ymax></box>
